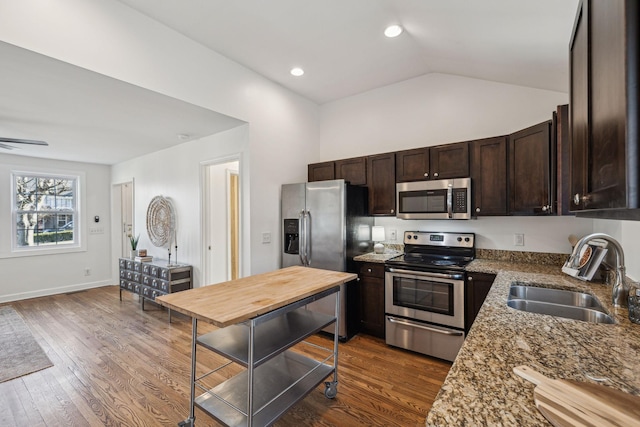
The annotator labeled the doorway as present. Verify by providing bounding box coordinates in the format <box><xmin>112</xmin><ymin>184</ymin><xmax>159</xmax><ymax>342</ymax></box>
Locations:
<box><xmin>203</xmin><ymin>159</ymin><xmax>241</xmax><ymax>285</ymax></box>
<box><xmin>113</xmin><ymin>181</ymin><xmax>134</xmax><ymax>258</ymax></box>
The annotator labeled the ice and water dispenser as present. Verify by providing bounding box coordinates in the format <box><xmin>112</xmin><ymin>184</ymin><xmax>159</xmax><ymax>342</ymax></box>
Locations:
<box><xmin>283</xmin><ymin>219</ymin><xmax>299</xmax><ymax>255</ymax></box>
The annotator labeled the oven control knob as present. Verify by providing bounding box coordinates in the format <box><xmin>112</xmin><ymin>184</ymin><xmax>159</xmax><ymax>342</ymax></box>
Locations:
<box><xmin>464</xmin><ymin>237</ymin><xmax>470</xmax><ymax>242</ymax></box>
<box><xmin>457</xmin><ymin>237</ymin><xmax>462</xmax><ymax>242</ymax></box>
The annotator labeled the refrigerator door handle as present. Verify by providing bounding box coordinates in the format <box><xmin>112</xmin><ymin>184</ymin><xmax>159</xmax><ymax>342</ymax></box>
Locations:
<box><xmin>298</xmin><ymin>210</ymin><xmax>306</xmax><ymax>266</ymax></box>
<box><xmin>305</xmin><ymin>210</ymin><xmax>312</xmax><ymax>266</ymax></box>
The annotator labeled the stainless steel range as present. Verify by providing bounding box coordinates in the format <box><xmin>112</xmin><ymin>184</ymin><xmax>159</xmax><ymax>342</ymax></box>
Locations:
<box><xmin>385</xmin><ymin>231</ymin><xmax>474</xmax><ymax>362</ymax></box>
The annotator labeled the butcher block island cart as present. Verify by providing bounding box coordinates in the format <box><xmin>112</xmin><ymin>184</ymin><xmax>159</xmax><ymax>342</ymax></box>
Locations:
<box><xmin>156</xmin><ymin>266</ymin><xmax>357</xmax><ymax>427</ymax></box>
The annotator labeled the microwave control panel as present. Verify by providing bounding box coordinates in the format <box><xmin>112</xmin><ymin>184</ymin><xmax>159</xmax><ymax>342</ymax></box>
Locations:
<box><xmin>452</xmin><ymin>188</ymin><xmax>468</xmax><ymax>213</ymax></box>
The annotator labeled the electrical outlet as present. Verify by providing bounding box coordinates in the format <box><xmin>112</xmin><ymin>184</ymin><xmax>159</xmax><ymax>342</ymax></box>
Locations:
<box><xmin>84</xmin><ymin>268</ymin><xmax>91</xmax><ymax>276</ymax></box>
<box><xmin>262</xmin><ymin>232</ymin><xmax>271</xmax><ymax>244</ymax></box>
<box><xmin>389</xmin><ymin>229</ymin><xmax>397</xmax><ymax>241</ymax></box>
<box><xmin>514</xmin><ymin>233</ymin><xmax>524</xmax><ymax>246</ymax></box>
<box><xmin>89</xmin><ymin>227</ymin><xmax>105</xmax><ymax>234</ymax></box>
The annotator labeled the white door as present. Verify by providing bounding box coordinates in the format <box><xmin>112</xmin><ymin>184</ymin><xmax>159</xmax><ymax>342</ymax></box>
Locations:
<box><xmin>203</xmin><ymin>159</ymin><xmax>241</xmax><ymax>285</ymax></box>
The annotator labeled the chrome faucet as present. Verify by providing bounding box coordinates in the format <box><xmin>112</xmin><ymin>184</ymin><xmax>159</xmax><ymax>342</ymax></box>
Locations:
<box><xmin>566</xmin><ymin>233</ymin><xmax>628</xmax><ymax>307</ymax></box>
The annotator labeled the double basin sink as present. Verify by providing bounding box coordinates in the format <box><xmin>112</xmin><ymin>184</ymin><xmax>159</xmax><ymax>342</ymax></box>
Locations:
<box><xmin>507</xmin><ymin>284</ymin><xmax>615</xmax><ymax>324</ymax></box>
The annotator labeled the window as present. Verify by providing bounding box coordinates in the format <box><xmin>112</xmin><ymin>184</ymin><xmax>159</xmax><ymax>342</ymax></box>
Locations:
<box><xmin>13</xmin><ymin>173</ymin><xmax>79</xmax><ymax>249</ymax></box>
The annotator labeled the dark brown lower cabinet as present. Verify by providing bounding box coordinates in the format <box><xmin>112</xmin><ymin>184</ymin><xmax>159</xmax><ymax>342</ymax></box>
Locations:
<box><xmin>465</xmin><ymin>272</ymin><xmax>496</xmax><ymax>333</ymax></box>
<box><xmin>358</xmin><ymin>262</ymin><xmax>385</xmax><ymax>339</ymax></box>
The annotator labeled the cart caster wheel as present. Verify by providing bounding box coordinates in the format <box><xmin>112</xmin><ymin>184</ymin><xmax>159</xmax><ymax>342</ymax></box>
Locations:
<box><xmin>178</xmin><ymin>418</ymin><xmax>194</xmax><ymax>427</ymax></box>
<box><xmin>324</xmin><ymin>381</ymin><xmax>337</xmax><ymax>399</ymax></box>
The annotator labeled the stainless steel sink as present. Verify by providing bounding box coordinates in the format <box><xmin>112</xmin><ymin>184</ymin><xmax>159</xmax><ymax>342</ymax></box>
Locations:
<box><xmin>507</xmin><ymin>284</ymin><xmax>615</xmax><ymax>324</ymax></box>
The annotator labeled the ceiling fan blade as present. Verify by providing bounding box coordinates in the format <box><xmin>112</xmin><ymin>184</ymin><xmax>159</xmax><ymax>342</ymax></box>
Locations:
<box><xmin>0</xmin><ymin>143</ymin><xmax>16</xmax><ymax>150</ymax></box>
<box><xmin>0</xmin><ymin>137</ymin><xmax>48</xmax><ymax>146</ymax></box>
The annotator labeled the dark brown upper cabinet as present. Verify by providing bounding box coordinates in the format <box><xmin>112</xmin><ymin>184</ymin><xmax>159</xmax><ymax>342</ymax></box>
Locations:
<box><xmin>569</xmin><ymin>0</ymin><xmax>640</xmax><ymax>218</ymax></box>
<box><xmin>395</xmin><ymin>147</ymin><xmax>430</xmax><ymax>182</ymax></box>
<box><xmin>430</xmin><ymin>142</ymin><xmax>470</xmax><ymax>180</ymax></box>
<box><xmin>395</xmin><ymin>142</ymin><xmax>469</xmax><ymax>182</ymax></box>
<box><xmin>308</xmin><ymin>161</ymin><xmax>335</xmax><ymax>182</ymax></box>
<box><xmin>335</xmin><ymin>156</ymin><xmax>367</xmax><ymax>186</ymax></box>
<box><xmin>555</xmin><ymin>104</ymin><xmax>573</xmax><ymax>216</ymax></box>
<box><xmin>367</xmin><ymin>152</ymin><xmax>396</xmax><ymax>215</ymax></box>
<box><xmin>471</xmin><ymin>136</ymin><xmax>508</xmax><ymax>216</ymax></box>
<box><xmin>508</xmin><ymin>121</ymin><xmax>554</xmax><ymax>215</ymax></box>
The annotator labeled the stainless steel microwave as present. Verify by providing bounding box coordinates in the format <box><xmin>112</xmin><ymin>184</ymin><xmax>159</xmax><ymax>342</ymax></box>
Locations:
<box><xmin>396</xmin><ymin>178</ymin><xmax>471</xmax><ymax>220</ymax></box>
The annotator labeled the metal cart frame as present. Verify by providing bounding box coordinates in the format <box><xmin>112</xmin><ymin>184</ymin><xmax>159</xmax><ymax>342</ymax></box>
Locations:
<box><xmin>179</xmin><ymin>286</ymin><xmax>340</xmax><ymax>427</ymax></box>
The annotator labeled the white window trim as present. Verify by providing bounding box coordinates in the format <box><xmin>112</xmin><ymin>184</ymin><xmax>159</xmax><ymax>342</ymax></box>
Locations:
<box><xmin>6</xmin><ymin>168</ymin><xmax>86</xmax><ymax>258</ymax></box>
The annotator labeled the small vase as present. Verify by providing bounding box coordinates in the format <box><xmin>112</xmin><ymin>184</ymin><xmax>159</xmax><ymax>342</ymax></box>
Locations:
<box><xmin>130</xmin><ymin>249</ymin><xmax>138</xmax><ymax>259</ymax></box>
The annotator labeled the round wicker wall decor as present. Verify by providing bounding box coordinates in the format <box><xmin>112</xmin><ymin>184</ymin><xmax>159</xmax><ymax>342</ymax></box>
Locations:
<box><xmin>146</xmin><ymin>195</ymin><xmax>175</xmax><ymax>247</ymax></box>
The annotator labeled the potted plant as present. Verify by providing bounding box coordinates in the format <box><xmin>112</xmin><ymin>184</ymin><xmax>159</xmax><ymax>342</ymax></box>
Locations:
<box><xmin>129</xmin><ymin>234</ymin><xmax>139</xmax><ymax>258</ymax></box>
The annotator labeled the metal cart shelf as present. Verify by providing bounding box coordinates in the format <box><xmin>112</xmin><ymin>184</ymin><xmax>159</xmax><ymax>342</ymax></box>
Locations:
<box><xmin>180</xmin><ymin>285</ymin><xmax>340</xmax><ymax>427</ymax></box>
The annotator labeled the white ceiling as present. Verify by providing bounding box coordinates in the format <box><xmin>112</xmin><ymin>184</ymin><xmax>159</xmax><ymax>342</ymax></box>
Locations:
<box><xmin>0</xmin><ymin>0</ymin><xmax>580</xmax><ymax>165</ymax></box>
<box><xmin>117</xmin><ymin>0</ymin><xmax>580</xmax><ymax>103</ymax></box>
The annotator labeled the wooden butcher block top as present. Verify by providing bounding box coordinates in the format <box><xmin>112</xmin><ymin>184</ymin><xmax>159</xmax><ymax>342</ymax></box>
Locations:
<box><xmin>155</xmin><ymin>266</ymin><xmax>357</xmax><ymax>328</ymax></box>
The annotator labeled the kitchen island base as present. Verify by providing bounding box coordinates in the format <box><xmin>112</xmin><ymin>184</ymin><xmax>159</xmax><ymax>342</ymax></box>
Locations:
<box><xmin>156</xmin><ymin>266</ymin><xmax>355</xmax><ymax>427</ymax></box>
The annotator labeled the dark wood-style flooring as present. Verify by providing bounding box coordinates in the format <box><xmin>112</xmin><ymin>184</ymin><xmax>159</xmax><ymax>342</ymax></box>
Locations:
<box><xmin>1</xmin><ymin>286</ymin><xmax>450</xmax><ymax>426</ymax></box>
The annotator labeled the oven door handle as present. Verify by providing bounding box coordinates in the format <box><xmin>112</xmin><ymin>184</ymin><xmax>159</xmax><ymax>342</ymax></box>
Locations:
<box><xmin>387</xmin><ymin>316</ymin><xmax>464</xmax><ymax>336</ymax></box>
<box><xmin>386</xmin><ymin>267</ymin><xmax>463</xmax><ymax>280</ymax></box>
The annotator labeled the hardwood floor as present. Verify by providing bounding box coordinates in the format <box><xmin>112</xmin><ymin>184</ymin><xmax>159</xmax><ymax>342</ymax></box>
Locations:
<box><xmin>2</xmin><ymin>286</ymin><xmax>451</xmax><ymax>426</ymax></box>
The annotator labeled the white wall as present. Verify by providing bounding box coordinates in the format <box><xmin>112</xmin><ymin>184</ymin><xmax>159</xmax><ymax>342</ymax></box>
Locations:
<box><xmin>593</xmin><ymin>219</ymin><xmax>640</xmax><ymax>280</ymax></box>
<box><xmin>111</xmin><ymin>126</ymin><xmax>250</xmax><ymax>287</ymax></box>
<box><xmin>0</xmin><ymin>153</ymin><xmax>111</xmax><ymax>302</ymax></box>
<box><xmin>1</xmin><ymin>0</ymin><xmax>320</xmax><ymax>279</ymax></box>
<box><xmin>319</xmin><ymin>73</ymin><xmax>598</xmax><ymax>257</ymax></box>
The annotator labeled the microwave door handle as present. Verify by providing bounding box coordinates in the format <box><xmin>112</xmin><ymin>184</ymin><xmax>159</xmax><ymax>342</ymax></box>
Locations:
<box><xmin>447</xmin><ymin>186</ymin><xmax>453</xmax><ymax>219</ymax></box>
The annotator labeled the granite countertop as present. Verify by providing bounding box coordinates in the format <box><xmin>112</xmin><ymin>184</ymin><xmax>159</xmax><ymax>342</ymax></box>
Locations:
<box><xmin>426</xmin><ymin>261</ymin><xmax>640</xmax><ymax>426</ymax></box>
<box><xmin>353</xmin><ymin>250</ymin><xmax>401</xmax><ymax>263</ymax></box>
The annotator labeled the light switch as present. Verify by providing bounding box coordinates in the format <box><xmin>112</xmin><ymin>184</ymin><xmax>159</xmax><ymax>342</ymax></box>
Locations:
<box><xmin>262</xmin><ymin>232</ymin><xmax>271</xmax><ymax>244</ymax></box>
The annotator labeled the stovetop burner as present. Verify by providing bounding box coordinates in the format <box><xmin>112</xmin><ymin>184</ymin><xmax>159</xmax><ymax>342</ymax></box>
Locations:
<box><xmin>385</xmin><ymin>231</ymin><xmax>475</xmax><ymax>272</ymax></box>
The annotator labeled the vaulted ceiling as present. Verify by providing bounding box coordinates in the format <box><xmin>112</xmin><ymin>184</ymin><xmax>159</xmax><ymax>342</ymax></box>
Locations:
<box><xmin>0</xmin><ymin>0</ymin><xmax>579</xmax><ymax>164</ymax></box>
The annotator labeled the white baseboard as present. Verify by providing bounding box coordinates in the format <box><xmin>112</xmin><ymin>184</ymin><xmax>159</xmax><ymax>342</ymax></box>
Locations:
<box><xmin>0</xmin><ymin>280</ymin><xmax>113</xmax><ymax>304</ymax></box>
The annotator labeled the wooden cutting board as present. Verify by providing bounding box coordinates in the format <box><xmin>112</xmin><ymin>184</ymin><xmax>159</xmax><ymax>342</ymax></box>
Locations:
<box><xmin>513</xmin><ymin>365</ymin><xmax>640</xmax><ymax>427</ymax></box>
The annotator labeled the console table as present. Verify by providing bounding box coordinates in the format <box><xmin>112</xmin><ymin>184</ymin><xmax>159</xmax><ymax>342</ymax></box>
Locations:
<box><xmin>118</xmin><ymin>258</ymin><xmax>192</xmax><ymax>322</ymax></box>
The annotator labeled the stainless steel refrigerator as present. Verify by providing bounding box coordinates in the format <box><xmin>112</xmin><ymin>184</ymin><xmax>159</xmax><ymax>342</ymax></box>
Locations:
<box><xmin>281</xmin><ymin>179</ymin><xmax>373</xmax><ymax>340</ymax></box>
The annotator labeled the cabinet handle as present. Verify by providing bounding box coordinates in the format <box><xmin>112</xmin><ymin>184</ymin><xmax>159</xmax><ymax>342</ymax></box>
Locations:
<box><xmin>468</xmin><ymin>276</ymin><xmax>473</xmax><ymax>281</ymax></box>
<box><xmin>424</xmin><ymin>172</ymin><xmax>429</xmax><ymax>177</ymax></box>
<box><xmin>434</xmin><ymin>172</ymin><xmax>439</xmax><ymax>177</ymax></box>
<box><xmin>573</xmin><ymin>193</ymin><xmax>591</xmax><ymax>205</ymax></box>
<box><xmin>391</xmin><ymin>209</ymin><xmax>394</xmax><ymax>214</ymax></box>
<box><xmin>475</xmin><ymin>207</ymin><xmax>481</xmax><ymax>213</ymax></box>
<box><xmin>367</xmin><ymin>268</ymin><xmax>372</xmax><ymax>273</ymax></box>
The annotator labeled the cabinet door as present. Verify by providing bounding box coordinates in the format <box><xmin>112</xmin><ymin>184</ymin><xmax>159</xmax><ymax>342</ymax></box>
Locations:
<box><xmin>509</xmin><ymin>121</ymin><xmax>553</xmax><ymax>215</ymax></box>
<box><xmin>570</xmin><ymin>0</ymin><xmax>639</xmax><ymax>212</ymax></box>
<box><xmin>555</xmin><ymin>104</ymin><xmax>573</xmax><ymax>215</ymax></box>
<box><xmin>569</xmin><ymin>0</ymin><xmax>589</xmax><ymax>210</ymax></box>
<box><xmin>464</xmin><ymin>273</ymin><xmax>496</xmax><ymax>333</ymax></box>
<box><xmin>335</xmin><ymin>156</ymin><xmax>367</xmax><ymax>185</ymax></box>
<box><xmin>358</xmin><ymin>263</ymin><xmax>385</xmax><ymax>338</ymax></box>
<box><xmin>308</xmin><ymin>161</ymin><xmax>335</xmax><ymax>182</ymax></box>
<box><xmin>470</xmin><ymin>136</ymin><xmax>508</xmax><ymax>216</ymax></box>
<box><xmin>585</xmin><ymin>0</ymin><xmax>629</xmax><ymax>209</ymax></box>
<box><xmin>367</xmin><ymin>153</ymin><xmax>396</xmax><ymax>215</ymax></box>
<box><xmin>430</xmin><ymin>141</ymin><xmax>469</xmax><ymax>179</ymax></box>
<box><xmin>395</xmin><ymin>148</ymin><xmax>430</xmax><ymax>182</ymax></box>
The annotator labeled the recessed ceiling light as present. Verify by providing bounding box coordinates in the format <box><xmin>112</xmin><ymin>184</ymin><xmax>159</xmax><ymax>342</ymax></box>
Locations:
<box><xmin>384</xmin><ymin>24</ymin><xmax>403</xmax><ymax>38</ymax></box>
<box><xmin>290</xmin><ymin>67</ymin><xmax>304</xmax><ymax>77</ymax></box>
